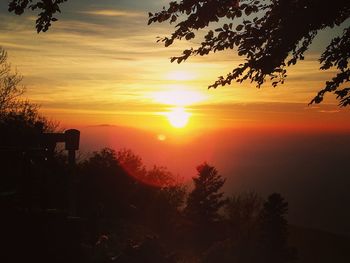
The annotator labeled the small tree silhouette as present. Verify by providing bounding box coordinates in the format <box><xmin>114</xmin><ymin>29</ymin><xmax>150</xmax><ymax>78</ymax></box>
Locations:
<box><xmin>185</xmin><ymin>163</ymin><xmax>227</xmax><ymax>225</ymax></box>
<box><xmin>184</xmin><ymin>163</ymin><xmax>227</xmax><ymax>248</ymax></box>
<box><xmin>225</xmin><ymin>192</ymin><xmax>262</xmax><ymax>262</ymax></box>
<box><xmin>259</xmin><ymin>193</ymin><xmax>297</xmax><ymax>263</ymax></box>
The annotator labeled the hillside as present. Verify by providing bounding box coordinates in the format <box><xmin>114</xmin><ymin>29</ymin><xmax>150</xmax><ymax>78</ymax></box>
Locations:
<box><xmin>289</xmin><ymin>225</ymin><xmax>350</xmax><ymax>263</ymax></box>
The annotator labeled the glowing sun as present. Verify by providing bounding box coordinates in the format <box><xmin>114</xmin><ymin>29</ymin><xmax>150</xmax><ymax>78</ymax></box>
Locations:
<box><xmin>151</xmin><ymin>82</ymin><xmax>206</xmax><ymax>129</ymax></box>
<box><xmin>167</xmin><ymin>107</ymin><xmax>190</xmax><ymax>128</ymax></box>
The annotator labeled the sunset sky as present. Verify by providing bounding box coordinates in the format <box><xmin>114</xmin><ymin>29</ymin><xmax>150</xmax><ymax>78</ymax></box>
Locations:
<box><xmin>0</xmin><ymin>0</ymin><xmax>349</xmax><ymax>133</ymax></box>
<box><xmin>1</xmin><ymin>1</ymin><xmax>350</xmax><ymax>235</ymax></box>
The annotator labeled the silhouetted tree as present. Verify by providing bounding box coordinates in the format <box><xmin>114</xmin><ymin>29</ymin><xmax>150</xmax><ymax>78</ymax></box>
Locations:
<box><xmin>148</xmin><ymin>0</ymin><xmax>350</xmax><ymax>106</ymax></box>
<box><xmin>117</xmin><ymin>149</ymin><xmax>179</xmax><ymax>188</ymax></box>
<box><xmin>114</xmin><ymin>149</ymin><xmax>185</xmax><ymax>231</ymax></box>
<box><xmin>0</xmin><ymin>47</ymin><xmax>83</xmax><ymax>263</ymax></box>
<box><xmin>78</xmin><ymin>148</ymin><xmax>186</xmax><ymax>236</ymax></box>
<box><xmin>226</xmin><ymin>191</ymin><xmax>262</xmax><ymax>232</ymax></box>
<box><xmin>185</xmin><ymin>163</ymin><xmax>226</xmax><ymax>249</ymax></box>
<box><xmin>116</xmin><ymin>148</ymin><xmax>146</xmax><ymax>182</ymax></box>
<box><xmin>0</xmin><ymin>46</ymin><xmax>59</xmax><ymax>209</ymax></box>
<box><xmin>120</xmin><ymin>155</ymin><xmax>186</xmax><ymax>234</ymax></box>
<box><xmin>146</xmin><ymin>178</ymin><xmax>186</xmax><ymax>234</ymax></box>
<box><xmin>225</xmin><ymin>191</ymin><xmax>262</xmax><ymax>262</ymax></box>
<box><xmin>78</xmin><ymin>148</ymin><xmax>135</xmax><ymax>219</ymax></box>
<box><xmin>0</xmin><ymin>46</ymin><xmax>56</xmax><ymax>133</ymax></box>
<box><xmin>8</xmin><ymin>0</ymin><xmax>67</xmax><ymax>33</ymax></box>
<box><xmin>259</xmin><ymin>193</ymin><xmax>297</xmax><ymax>263</ymax></box>
<box><xmin>0</xmin><ymin>47</ymin><xmax>23</xmax><ymax>112</ymax></box>
<box><xmin>185</xmin><ymin>163</ymin><xmax>226</xmax><ymax>224</ymax></box>
<box><xmin>144</xmin><ymin>165</ymin><xmax>178</xmax><ymax>187</ymax></box>
<box><xmin>202</xmin><ymin>192</ymin><xmax>263</xmax><ymax>263</ymax></box>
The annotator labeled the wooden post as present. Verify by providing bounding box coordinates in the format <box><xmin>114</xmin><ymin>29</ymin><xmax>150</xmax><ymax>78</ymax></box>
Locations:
<box><xmin>1</xmin><ymin>129</ymin><xmax>80</xmax><ymax>215</ymax></box>
<box><xmin>64</xmin><ymin>129</ymin><xmax>80</xmax><ymax>216</ymax></box>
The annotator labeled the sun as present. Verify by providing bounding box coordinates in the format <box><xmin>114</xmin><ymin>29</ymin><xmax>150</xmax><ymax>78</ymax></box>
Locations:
<box><xmin>151</xmin><ymin>80</ymin><xmax>207</xmax><ymax>129</ymax></box>
<box><xmin>167</xmin><ymin>107</ymin><xmax>190</xmax><ymax>128</ymax></box>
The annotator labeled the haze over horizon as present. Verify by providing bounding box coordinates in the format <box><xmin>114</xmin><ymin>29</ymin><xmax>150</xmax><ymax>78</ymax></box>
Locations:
<box><xmin>0</xmin><ymin>0</ymin><xmax>349</xmax><ymax>131</ymax></box>
<box><xmin>75</xmin><ymin>124</ymin><xmax>350</xmax><ymax>237</ymax></box>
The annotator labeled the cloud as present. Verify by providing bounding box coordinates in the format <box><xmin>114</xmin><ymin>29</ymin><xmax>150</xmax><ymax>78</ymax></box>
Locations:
<box><xmin>319</xmin><ymin>110</ymin><xmax>341</xmax><ymax>113</ymax></box>
<box><xmin>1</xmin><ymin>3</ymin><xmax>349</xmax><ymax>132</ymax></box>
<box><xmin>79</xmin><ymin>9</ymin><xmax>145</xmax><ymax>18</ymax></box>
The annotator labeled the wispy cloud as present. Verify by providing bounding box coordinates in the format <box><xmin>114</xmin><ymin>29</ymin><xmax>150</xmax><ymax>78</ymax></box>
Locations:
<box><xmin>1</xmin><ymin>2</ymin><xmax>348</xmax><ymax>130</ymax></box>
<box><xmin>319</xmin><ymin>110</ymin><xmax>341</xmax><ymax>113</ymax></box>
<box><xmin>79</xmin><ymin>9</ymin><xmax>145</xmax><ymax>18</ymax></box>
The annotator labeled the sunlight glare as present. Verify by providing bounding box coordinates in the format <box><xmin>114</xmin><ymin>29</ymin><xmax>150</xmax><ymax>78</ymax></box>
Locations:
<box><xmin>157</xmin><ymin>134</ymin><xmax>167</xmax><ymax>141</ymax></box>
<box><xmin>167</xmin><ymin>107</ymin><xmax>190</xmax><ymax>128</ymax></box>
<box><xmin>153</xmin><ymin>89</ymin><xmax>205</xmax><ymax>106</ymax></box>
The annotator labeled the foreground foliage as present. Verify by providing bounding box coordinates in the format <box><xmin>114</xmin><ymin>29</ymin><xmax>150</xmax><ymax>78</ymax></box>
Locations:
<box><xmin>148</xmin><ymin>0</ymin><xmax>350</xmax><ymax>106</ymax></box>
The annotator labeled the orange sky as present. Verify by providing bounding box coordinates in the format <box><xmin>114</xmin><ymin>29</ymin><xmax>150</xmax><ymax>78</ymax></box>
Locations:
<box><xmin>0</xmin><ymin>1</ymin><xmax>349</xmax><ymax>136</ymax></box>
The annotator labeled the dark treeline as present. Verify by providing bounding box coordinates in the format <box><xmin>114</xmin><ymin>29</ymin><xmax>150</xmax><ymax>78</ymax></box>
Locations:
<box><xmin>1</xmin><ymin>143</ymin><xmax>297</xmax><ymax>263</ymax></box>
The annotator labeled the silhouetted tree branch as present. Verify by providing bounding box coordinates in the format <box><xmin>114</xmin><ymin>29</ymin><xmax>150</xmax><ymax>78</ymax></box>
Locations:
<box><xmin>148</xmin><ymin>0</ymin><xmax>350</xmax><ymax>106</ymax></box>
<box><xmin>8</xmin><ymin>0</ymin><xmax>67</xmax><ymax>33</ymax></box>
<box><xmin>0</xmin><ymin>46</ymin><xmax>57</xmax><ymax>132</ymax></box>
<box><xmin>0</xmin><ymin>47</ymin><xmax>24</xmax><ymax>113</ymax></box>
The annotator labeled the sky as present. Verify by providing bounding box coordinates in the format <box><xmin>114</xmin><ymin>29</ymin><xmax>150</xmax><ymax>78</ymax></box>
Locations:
<box><xmin>0</xmin><ymin>0</ymin><xmax>349</xmax><ymax>132</ymax></box>
<box><xmin>1</xmin><ymin>1</ymin><xmax>350</xmax><ymax>235</ymax></box>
